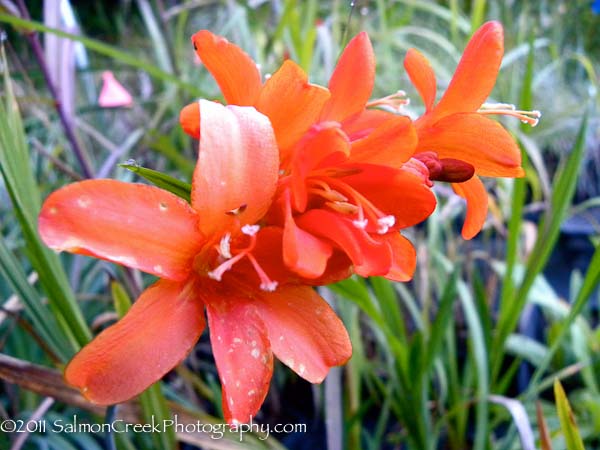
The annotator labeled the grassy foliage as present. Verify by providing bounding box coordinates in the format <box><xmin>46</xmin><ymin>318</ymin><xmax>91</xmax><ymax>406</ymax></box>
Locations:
<box><xmin>0</xmin><ymin>1</ymin><xmax>599</xmax><ymax>449</ymax></box>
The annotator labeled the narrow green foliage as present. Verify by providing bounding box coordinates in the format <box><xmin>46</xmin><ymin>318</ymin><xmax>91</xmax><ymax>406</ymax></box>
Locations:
<box><xmin>554</xmin><ymin>379</ymin><xmax>585</xmax><ymax>450</ymax></box>
<box><xmin>120</xmin><ymin>162</ymin><xmax>191</xmax><ymax>202</ymax></box>
<box><xmin>494</xmin><ymin>112</ymin><xmax>589</xmax><ymax>379</ymax></box>
<box><xmin>0</xmin><ymin>47</ymin><xmax>91</xmax><ymax>351</ymax></box>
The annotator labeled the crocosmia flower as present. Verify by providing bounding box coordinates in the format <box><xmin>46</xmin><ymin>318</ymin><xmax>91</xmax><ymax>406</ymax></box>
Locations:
<box><xmin>181</xmin><ymin>30</ymin><xmax>437</xmax><ymax>282</ymax></box>
<box><xmin>39</xmin><ymin>99</ymin><xmax>351</xmax><ymax>424</ymax></box>
<box><xmin>403</xmin><ymin>21</ymin><xmax>539</xmax><ymax>238</ymax></box>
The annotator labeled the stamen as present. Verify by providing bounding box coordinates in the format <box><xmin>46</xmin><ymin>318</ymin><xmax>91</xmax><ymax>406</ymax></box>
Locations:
<box><xmin>478</xmin><ymin>103</ymin><xmax>541</xmax><ymax>127</ymax></box>
<box><xmin>217</xmin><ymin>233</ymin><xmax>232</xmax><ymax>259</ymax></box>
<box><xmin>367</xmin><ymin>90</ymin><xmax>410</xmax><ymax>112</ymax></box>
<box><xmin>246</xmin><ymin>254</ymin><xmax>278</xmax><ymax>292</ymax></box>
<box><xmin>241</xmin><ymin>224</ymin><xmax>260</xmax><ymax>236</ymax></box>
<box><xmin>377</xmin><ymin>215</ymin><xmax>395</xmax><ymax>234</ymax></box>
<box><xmin>307</xmin><ymin>187</ymin><xmax>348</xmax><ymax>202</ymax></box>
<box><xmin>207</xmin><ymin>252</ymin><xmax>247</xmax><ymax>281</ymax></box>
<box><xmin>325</xmin><ymin>201</ymin><xmax>360</xmax><ymax>215</ymax></box>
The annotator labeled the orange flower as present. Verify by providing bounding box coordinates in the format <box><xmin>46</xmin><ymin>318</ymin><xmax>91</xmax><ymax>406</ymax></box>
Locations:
<box><xmin>182</xmin><ymin>31</ymin><xmax>436</xmax><ymax>282</ymax></box>
<box><xmin>39</xmin><ymin>100</ymin><xmax>351</xmax><ymax>424</ymax></box>
<box><xmin>403</xmin><ymin>21</ymin><xmax>538</xmax><ymax>239</ymax></box>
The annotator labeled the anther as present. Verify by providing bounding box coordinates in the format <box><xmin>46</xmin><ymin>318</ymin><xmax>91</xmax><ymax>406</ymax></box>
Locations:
<box><xmin>247</xmin><ymin>254</ymin><xmax>278</xmax><ymax>292</ymax></box>
<box><xmin>241</xmin><ymin>224</ymin><xmax>260</xmax><ymax>236</ymax></box>
<box><xmin>377</xmin><ymin>215</ymin><xmax>395</xmax><ymax>234</ymax></box>
<box><xmin>352</xmin><ymin>218</ymin><xmax>369</xmax><ymax>229</ymax></box>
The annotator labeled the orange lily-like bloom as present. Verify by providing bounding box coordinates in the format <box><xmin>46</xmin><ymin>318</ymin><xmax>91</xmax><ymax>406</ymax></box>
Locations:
<box><xmin>38</xmin><ymin>99</ymin><xmax>352</xmax><ymax>424</ymax></box>
<box><xmin>404</xmin><ymin>21</ymin><xmax>538</xmax><ymax>239</ymax></box>
<box><xmin>181</xmin><ymin>30</ymin><xmax>436</xmax><ymax>281</ymax></box>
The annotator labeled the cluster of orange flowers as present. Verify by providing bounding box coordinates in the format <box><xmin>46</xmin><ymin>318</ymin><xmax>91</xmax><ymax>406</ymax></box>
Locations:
<box><xmin>38</xmin><ymin>21</ymin><xmax>536</xmax><ymax>423</ymax></box>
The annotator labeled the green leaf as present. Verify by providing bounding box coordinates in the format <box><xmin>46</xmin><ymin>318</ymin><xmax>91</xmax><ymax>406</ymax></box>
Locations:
<box><xmin>120</xmin><ymin>162</ymin><xmax>191</xmax><ymax>202</ymax></box>
<box><xmin>0</xmin><ymin>45</ymin><xmax>91</xmax><ymax>352</ymax></box>
<box><xmin>554</xmin><ymin>379</ymin><xmax>585</xmax><ymax>450</ymax></box>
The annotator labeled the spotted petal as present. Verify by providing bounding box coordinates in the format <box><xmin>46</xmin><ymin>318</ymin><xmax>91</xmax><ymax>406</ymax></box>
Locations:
<box><xmin>65</xmin><ymin>279</ymin><xmax>205</xmax><ymax>404</ymax></box>
<box><xmin>206</xmin><ymin>295</ymin><xmax>273</xmax><ymax>424</ymax></box>
<box><xmin>255</xmin><ymin>285</ymin><xmax>352</xmax><ymax>383</ymax></box>
<box><xmin>39</xmin><ymin>179</ymin><xmax>204</xmax><ymax>280</ymax></box>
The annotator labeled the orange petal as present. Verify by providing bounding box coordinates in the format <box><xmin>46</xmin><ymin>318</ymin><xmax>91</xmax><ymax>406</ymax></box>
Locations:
<box><xmin>452</xmin><ymin>175</ymin><xmax>488</xmax><ymax>239</ymax></box>
<box><xmin>65</xmin><ymin>279</ymin><xmax>205</xmax><ymax>404</ymax></box>
<box><xmin>191</xmin><ymin>30</ymin><xmax>262</xmax><ymax>105</ymax></box>
<box><xmin>192</xmin><ymin>100</ymin><xmax>279</xmax><ymax>235</ymax></box>
<box><xmin>290</xmin><ymin>123</ymin><xmax>350</xmax><ymax>211</ymax></box>
<box><xmin>255</xmin><ymin>285</ymin><xmax>352</xmax><ymax>383</ymax></box>
<box><xmin>349</xmin><ymin>115</ymin><xmax>417</xmax><ymax>167</ymax></box>
<box><xmin>340</xmin><ymin>163</ymin><xmax>437</xmax><ymax>230</ymax></box>
<box><xmin>376</xmin><ymin>232</ymin><xmax>416</xmax><ymax>282</ymax></box>
<box><xmin>205</xmin><ymin>295</ymin><xmax>273</xmax><ymax>424</ymax></box>
<box><xmin>180</xmin><ymin>102</ymin><xmax>200</xmax><ymax>139</ymax></box>
<box><xmin>342</xmin><ymin>109</ymin><xmax>397</xmax><ymax>141</ymax></box>
<box><xmin>38</xmin><ymin>180</ymin><xmax>204</xmax><ymax>281</ymax></box>
<box><xmin>256</xmin><ymin>60</ymin><xmax>330</xmax><ymax>152</ymax></box>
<box><xmin>295</xmin><ymin>209</ymin><xmax>392</xmax><ymax>277</ymax></box>
<box><xmin>403</xmin><ymin>49</ymin><xmax>437</xmax><ymax>112</ymax></box>
<box><xmin>417</xmin><ymin>113</ymin><xmax>523</xmax><ymax>177</ymax></box>
<box><xmin>283</xmin><ymin>194</ymin><xmax>333</xmax><ymax>279</ymax></box>
<box><xmin>321</xmin><ymin>32</ymin><xmax>375</xmax><ymax>122</ymax></box>
<box><xmin>434</xmin><ymin>21</ymin><xmax>504</xmax><ymax>118</ymax></box>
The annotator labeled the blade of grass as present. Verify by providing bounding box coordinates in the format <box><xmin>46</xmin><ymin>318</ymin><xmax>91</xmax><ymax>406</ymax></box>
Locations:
<box><xmin>554</xmin><ymin>379</ymin><xmax>585</xmax><ymax>450</ymax></box>
<box><xmin>493</xmin><ymin>111</ymin><xmax>589</xmax><ymax>380</ymax></box>
<box><xmin>119</xmin><ymin>162</ymin><xmax>191</xmax><ymax>202</ymax></box>
<box><xmin>0</xmin><ymin>47</ymin><xmax>91</xmax><ymax>351</ymax></box>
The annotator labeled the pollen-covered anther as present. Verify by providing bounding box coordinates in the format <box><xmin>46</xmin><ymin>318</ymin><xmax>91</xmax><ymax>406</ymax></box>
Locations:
<box><xmin>377</xmin><ymin>215</ymin><xmax>395</xmax><ymax>234</ymax></box>
<box><xmin>241</xmin><ymin>224</ymin><xmax>260</xmax><ymax>236</ymax></box>
<box><xmin>366</xmin><ymin>90</ymin><xmax>410</xmax><ymax>112</ymax></box>
<box><xmin>478</xmin><ymin>103</ymin><xmax>542</xmax><ymax>127</ymax></box>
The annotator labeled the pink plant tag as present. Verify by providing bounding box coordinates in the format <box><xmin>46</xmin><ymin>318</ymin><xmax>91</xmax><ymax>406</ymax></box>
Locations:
<box><xmin>98</xmin><ymin>71</ymin><xmax>133</xmax><ymax>108</ymax></box>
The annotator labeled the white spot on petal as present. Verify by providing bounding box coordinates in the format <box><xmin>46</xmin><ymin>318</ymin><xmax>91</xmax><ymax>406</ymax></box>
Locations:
<box><xmin>251</xmin><ymin>348</ymin><xmax>260</xmax><ymax>359</ymax></box>
<box><xmin>77</xmin><ymin>196</ymin><xmax>91</xmax><ymax>208</ymax></box>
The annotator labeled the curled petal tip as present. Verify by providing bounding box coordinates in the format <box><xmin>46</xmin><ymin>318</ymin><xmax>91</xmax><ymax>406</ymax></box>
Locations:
<box><xmin>180</xmin><ymin>102</ymin><xmax>200</xmax><ymax>139</ymax></box>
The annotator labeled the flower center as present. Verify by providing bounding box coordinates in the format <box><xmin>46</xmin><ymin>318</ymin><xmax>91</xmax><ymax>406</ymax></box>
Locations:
<box><xmin>306</xmin><ymin>177</ymin><xmax>395</xmax><ymax>234</ymax></box>
<box><xmin>204</xmin><ymin>225</ymin><xmax>278</xmax><ymax>292</ymax></box>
